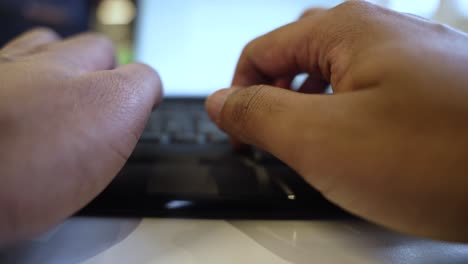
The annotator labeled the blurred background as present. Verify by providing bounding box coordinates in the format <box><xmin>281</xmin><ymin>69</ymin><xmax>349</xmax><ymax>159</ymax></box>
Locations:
<box><xmin>1</xmin><ymin>0</ymin><xmax>468</xmax><ymax>65</ymax></box>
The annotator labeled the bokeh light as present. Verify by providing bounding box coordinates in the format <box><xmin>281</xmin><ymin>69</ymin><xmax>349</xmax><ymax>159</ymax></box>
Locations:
<box><xmin>97</xmin><ymin>0</ymin><xmax>136</xmax><ymax>25</ymax></box>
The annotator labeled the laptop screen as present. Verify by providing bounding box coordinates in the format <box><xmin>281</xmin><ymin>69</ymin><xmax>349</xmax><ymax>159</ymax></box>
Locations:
<box><xmin>134</xmin><ymin>0</ymin><xmax>343</xmax><ymax>97</ymax></box>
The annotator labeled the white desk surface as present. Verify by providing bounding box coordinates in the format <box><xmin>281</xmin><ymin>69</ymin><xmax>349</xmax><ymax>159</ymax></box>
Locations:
<box><xmin>1</xmin><ymin>217</ymin><xmax>468</xmax><ymax>264</ymax></box>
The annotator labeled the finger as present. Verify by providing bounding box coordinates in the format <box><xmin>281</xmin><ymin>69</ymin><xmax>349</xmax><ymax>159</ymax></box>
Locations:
<box><xmin>206</xmin><ymin>85</ymin><xmax>347</xmax><ymax>160</ymax></box>
<box><xmin>206</xmin><ymin>86</ymin><xmax>295</xmax><ymax>154</ymax></box>
<box><xmin>233</xmin><ymin>17</ymin><xmax>327</xmax><ymax>87</ymax></box>
<box><xmin>232</xmin><ymin>1</ymin><xmax>378</xmax><ymax>89</ymax></box>
<box><xmin>229</xmin><ymin>74</ymin><xmax>328</xmax><ymax>148</ymax></box>
<box><xmin>227</xmin><ymin>1</ymin><xmax>379</xmax><ymax>148</ymax></box>
<box><xmin>0</xmin><ymin>28</ymin><xmax>61</xmax><ymax>57</ymax></box>
<box><xmin>45</xmin><ymin>33</ymin><xmax>116</xmax><ymax>74</ymax></box>
<box><xmin>205</xmin><ymin>84</ymin><xmax>383</xmax><ymax>226</ymax></box>
<box><xmin>221</xmin><ymin>82</ymin><xmax>292</xmax><ymax>150</ymax></box>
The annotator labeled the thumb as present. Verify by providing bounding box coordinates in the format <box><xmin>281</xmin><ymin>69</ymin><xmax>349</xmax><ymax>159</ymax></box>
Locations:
<box><xmin>206</xmin><ymin>84</ymin><xmax>367</xmax><ymax>192</ymax></box>
<box><xmin>206</xmin><ymin>85</ymin><xmax>327</xmax><ymax>163</ymax></box>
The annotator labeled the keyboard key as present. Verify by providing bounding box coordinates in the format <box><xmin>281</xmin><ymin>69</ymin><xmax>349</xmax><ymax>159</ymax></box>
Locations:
<box><xmin>147</xmin><ymin>114</ymin><xmax>165</xmax><ymax>132</ymax></box>
<box><xmin>252</xmin><ymin>148</ymin><xmax>279</xmax><ymax>165</ymax></box>
<box><xmin>140</xmin><ymin>132</ymin><xmax>160</xmax><ymax>142</ymax></box>
<box><xmin>197</xmin><ymin>119</ymin><xmax>222</xmax><ymax>133</ymax></box>
<box><xmin>172</xmin><ymin>132</ymin><xmax>198</xmax><ymax>144</ymax></box>
<box><xmin>160</xmin><ymin>134</ymin><xmax>171</xmax><ymax>145</ymax></box>
<box><xmin>166</xmin><ymin>117</ymin><xmax>195</xmax><ymax>133</ymax></box>
<box><xmin>206</xmin><ymin>132</ymin><xmax>229</xmax><ymax>144</ymax></box>
<box><xmin>141</xmin><ymin>99</ymin><xmax>229</xmax><ymax>145</ymax></box>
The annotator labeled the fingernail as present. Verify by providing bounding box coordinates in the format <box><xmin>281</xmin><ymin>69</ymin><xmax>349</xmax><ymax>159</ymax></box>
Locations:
<box><xmin>206</xmin><ymin>87</ymin><xmax>239</xmax><ymax>123</ymax></box>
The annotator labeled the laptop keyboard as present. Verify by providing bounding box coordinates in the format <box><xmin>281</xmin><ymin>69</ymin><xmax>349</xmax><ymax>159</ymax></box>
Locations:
<box><xmin>140</xmin><ymin>99</ymin><xmax>229</xmax><ymax>145</ymax></box>
<box><xmin>82</xmin><ymin>99</ymin><xmax>347</xmax><ymax>217</ymax></box>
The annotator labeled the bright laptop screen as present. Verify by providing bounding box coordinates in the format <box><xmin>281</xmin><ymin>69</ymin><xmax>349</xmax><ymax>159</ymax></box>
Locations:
<box><xmin>135</xmin><ymin>0</ymin><xmax>343</xmax><ymax>97</ymax></box>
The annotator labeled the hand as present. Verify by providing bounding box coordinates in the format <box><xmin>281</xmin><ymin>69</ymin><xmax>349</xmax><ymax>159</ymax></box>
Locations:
<box><xmin>206</xmin><ymin>1</ymin><xmax>468</xmax><ymax>242</ymax></box>
<box><xmin>0</xmin><ymin>28</ymin><xmax>162</xmax><ymax>245</ymax></box>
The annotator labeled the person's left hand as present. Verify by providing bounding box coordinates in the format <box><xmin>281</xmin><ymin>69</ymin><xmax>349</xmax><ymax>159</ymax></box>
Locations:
<box><xmin>0</xmin><ymin>28</ymin><xmax>163</xmax><ymax>245</ymax></box>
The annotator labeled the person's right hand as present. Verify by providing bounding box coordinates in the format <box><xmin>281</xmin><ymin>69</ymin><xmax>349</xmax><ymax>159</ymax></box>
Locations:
<box><xmin>206</xmin><ymin>1</ymin><xmax>468</xmax><ymax>242</ymax></box>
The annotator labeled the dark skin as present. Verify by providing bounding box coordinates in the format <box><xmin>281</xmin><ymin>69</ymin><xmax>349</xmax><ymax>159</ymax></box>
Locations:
<box><xmin>1</xmin><ymin>0</ymin><xmax>468</xmax><ymax>246</ymax></box>
<box><xmin>206</xmin><ymin>1</ymin><xmax>468</xmax><ymax>242</ymax></box>
<box><xmin>0</xmin><ymin>28</ymin><xmax>162</xmax><ymax>246</ymax></box>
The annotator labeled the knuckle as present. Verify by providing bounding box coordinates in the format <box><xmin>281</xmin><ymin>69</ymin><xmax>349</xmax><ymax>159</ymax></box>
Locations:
<box><xmin>121</xmin><ymin>63</ymin><xmax>163</xmax><ymax>101</ymax></box>
<box><xmin>337</xmin><ymin>0</ymin><xmax>374</xmax><ymax>11</ymax></box>
<box><xmin>300</xmin><ymin>8</ymin><xmax>326</xmax><ymax>19</ymax></box>
<box><xmin>241</xmin><ymin>36</ymin><xmax>262</xmax><ymax>57</ymax></box>
<box><xmin>324</xmin><ymin>1</ymin><xmax>381</xmax><ymax>49</ymax></box>
<box><xmin>110</xmin><ymin>64</ymin><xmax>161</xmax><ymax>91</ymax></box>
<box><xmin>333</xmin><ymin>0</ymin><xmax>380</xmax><ymax>21</ymax></box>
<box><xmin>29</xmin><ymin>27</ymin><xmax>60</xmax><ymax>39</ymax></box>
<box><xmin>0</xmin><ymin>52</ymin><xmax>16</xmax><ymax>62</ymax></box>
<box><xmin>243</xmin><ymin>39</ymin><xmax>256</xmax><ymax>52</ymax></box>
<box><xmin>82</xmin><ymin>32</ymin><xmax>115</xmax><ymax>52</ymax></box>
<box><xmin>135</xmin><ymin>63</ymin><xmax>163</xmax><ymax>99</ymax></box>
<box><xmin>431</xmin><ymin>22</ymin><xmax>451</xmax><ymax>35</ymax></box>
<box><xmin>133</xmin><ymin>63</ymin><xmax>161</xmax><ymax>82</ymax></box>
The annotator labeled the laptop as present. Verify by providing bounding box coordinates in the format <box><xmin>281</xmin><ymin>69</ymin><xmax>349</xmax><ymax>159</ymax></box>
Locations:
<box><xmin>81</xmin><ymin>0</ymin><xmax>348</xmax><ymax>219</ymax></box>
